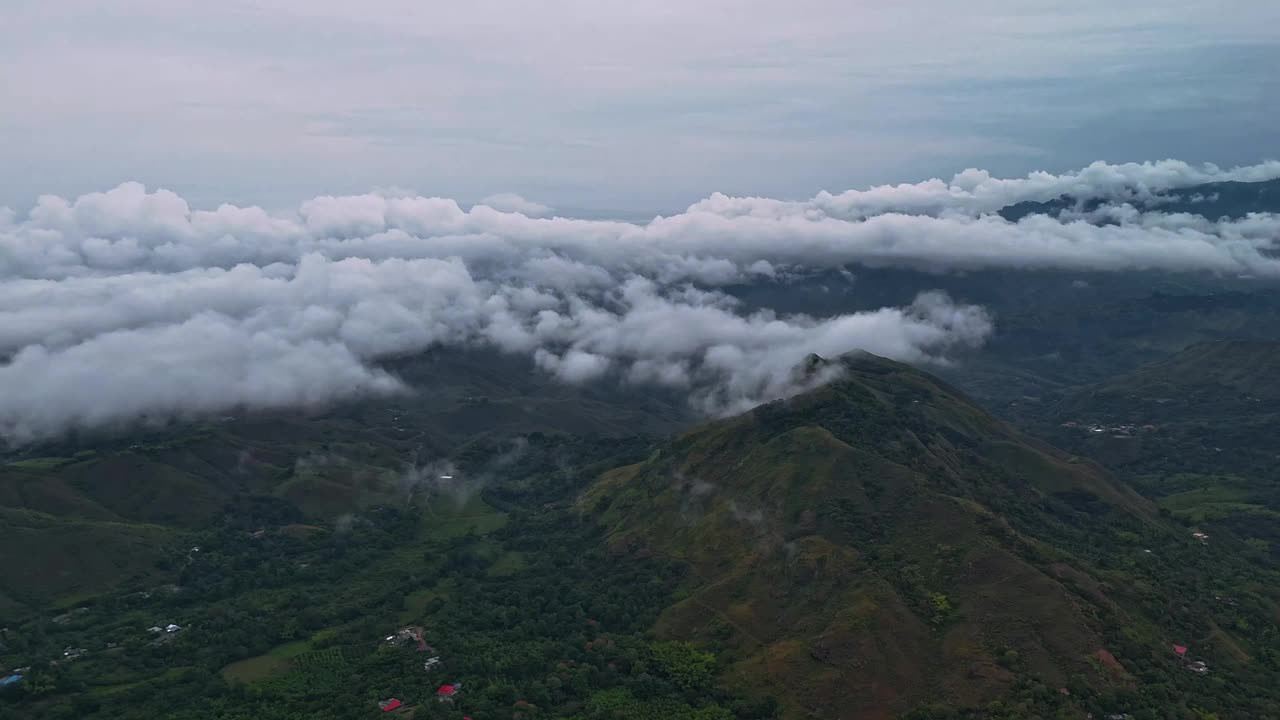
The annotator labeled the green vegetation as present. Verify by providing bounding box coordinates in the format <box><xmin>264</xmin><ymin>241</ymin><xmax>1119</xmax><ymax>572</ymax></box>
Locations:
<box><xmin>0</xmin><ymin>433</ymin><xmax>763</xmax><ymax>720</ymax></box>
<box><xmin>1024</xmin><ymin>341</ymin><xmax>1280</xmax><ymax>568</ymax></box>
<box><xmin>5</xmin><ymin>301</ymin><xmax>1280</xmax><ymax>720</ymax></box>
<box><xmin>222</xmin><ymin>653</ymin><xmax>292</xmax><ymax>684</ymax></box>
<box><xmin>582</xmin><ymin>353</ymin><xmax>1280</xmax><ymax>720</ymax></box>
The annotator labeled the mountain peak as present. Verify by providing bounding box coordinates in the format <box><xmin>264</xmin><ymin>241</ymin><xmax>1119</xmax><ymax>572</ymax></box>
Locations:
<box><xmin>582</xmin><ymin>353</ymin><xmax>1156</xmax><ymax>718</ymax></box>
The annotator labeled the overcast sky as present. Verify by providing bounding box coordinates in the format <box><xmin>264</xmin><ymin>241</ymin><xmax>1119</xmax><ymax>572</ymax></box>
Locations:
<box><xmin>3</xmin><ymin>0</ymin><xmax>1279</xmax><ymax>213</ymax></box>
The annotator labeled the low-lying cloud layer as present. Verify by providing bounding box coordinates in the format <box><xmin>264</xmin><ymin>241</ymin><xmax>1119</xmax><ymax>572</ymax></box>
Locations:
<box><xmin>3</xmin><ymin>159</ymin><xmax>1278</xmax><ymax>443</ymax></box>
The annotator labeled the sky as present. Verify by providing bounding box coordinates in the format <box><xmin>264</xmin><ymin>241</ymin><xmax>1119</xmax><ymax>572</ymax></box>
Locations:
<box><xmin>3</xmin><ymin>0</ymin><xmax>1279</xmax><ymax>214</ymax></box>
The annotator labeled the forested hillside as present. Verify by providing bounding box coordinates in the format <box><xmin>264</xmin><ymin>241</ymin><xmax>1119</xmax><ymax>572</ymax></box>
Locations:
<box><xmin>582</xmin><ymin>353</ymin><xmax>1280</xmax><ymax>719</ymax></box>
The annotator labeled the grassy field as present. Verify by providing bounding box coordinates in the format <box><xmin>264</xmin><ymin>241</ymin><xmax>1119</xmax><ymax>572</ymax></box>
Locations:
<box><xmin>487</xmin><ymin>550</ymin><xmax>527</xmax><ymax>576</ymax></box>
<box><xmin>401</xmin><ymin>586</ymin><xmax>451</xmax><ymax>624</ymax></box>
<box><xmin>1147</xmin><ymin>473</ymin><xmax>1280</xmax><ymax>522</ymax></box>
<box><xmin>221</xmin><ymin>639</ymin><xmax>313</xmax><ymax>684</ymax></box>
<box><xmin>423</xmin><ymin>492</ymin><xmax>508</xmax><ymax>540</ymax></box>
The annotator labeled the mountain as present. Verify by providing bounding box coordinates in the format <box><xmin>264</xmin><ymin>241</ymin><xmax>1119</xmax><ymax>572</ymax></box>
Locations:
<box><xmin>998</xmin><ymin>178</ymin><xmax>1280</xmax><ymax>221</ymax></box>
<box><xmin>1021</xmin><ymin>339</ymin><xmax>1280</xmax><ymax>486</ymax></box>
<box><xmin>1052</xmin><ymin>339</ymin><xmax>1280</xmax><ymax>415</ymax></box>
<box><xmin>580</xmin><ymin>352</ymin><xmax>1280</xmax><ymax>719</ymax></box>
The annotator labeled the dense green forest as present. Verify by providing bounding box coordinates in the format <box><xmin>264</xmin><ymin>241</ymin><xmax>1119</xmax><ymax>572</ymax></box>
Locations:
<box><xmin>0</xmin><ymin>435</ymin><xmax>767</xmax><ymax>720</ymax></box>
<box><xmin>581</xmin><ymin>354</ymin><xmax>1280</xmax><ymax>720</ymax></box>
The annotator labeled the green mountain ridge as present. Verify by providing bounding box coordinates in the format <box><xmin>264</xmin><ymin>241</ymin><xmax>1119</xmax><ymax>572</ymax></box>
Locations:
<box><xmin>580</xmin><ymin>352</ymin><xmax>1280</xmax><ymax>719</ymax></box>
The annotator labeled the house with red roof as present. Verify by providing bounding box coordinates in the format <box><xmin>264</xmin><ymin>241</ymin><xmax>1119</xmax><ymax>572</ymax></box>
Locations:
<box><xmin>378</xmin><ymin>698</ymin><xmax>403</xmax><ymax>712</ymax></box>
<box><xmin>437</xmin><ymin>683</ymin><xmax>461</xmax><ymax>702</ymax></box>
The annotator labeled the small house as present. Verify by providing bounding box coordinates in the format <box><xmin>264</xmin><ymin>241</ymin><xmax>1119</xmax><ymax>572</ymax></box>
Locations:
<box><xmin>378</xmin><ymin>698</ymin><xmax>403</xmax><ymax>712</ymax></box>
<box><xmin>165</xmin><ymin>624</ymin><xmax>182</xmax><ymax>633</ymax></box>
<box><xmin>437</xmin><ymin>683</ymin><xmax>461</xmax><ymax>701</ymax></box>
<box><xmin>0</xmin><ymin>675</ymin><xmax>22</xmax><ymax>688</ymax></box>
<box><xmin>148</xmin><ymin>626</ymin><xmax>163</xmax><ymax>634</ymax></box>
<box><xmin>423</xmin><ymin>656</ymin><xmax>443</xmax><ymax>671</ymax></box>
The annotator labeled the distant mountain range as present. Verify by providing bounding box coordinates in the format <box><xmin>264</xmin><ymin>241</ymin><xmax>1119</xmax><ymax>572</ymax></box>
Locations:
<box><xmin>999</xmin><ymin>177</ymin><xmax>1280</xmax><ymax>221</ymax></box>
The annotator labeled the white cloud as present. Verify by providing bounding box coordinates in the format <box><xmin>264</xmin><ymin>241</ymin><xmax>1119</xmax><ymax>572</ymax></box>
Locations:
<box><xmin>690</xmin><ymin>159</ymin><xmax>1280</xmax><ymax>220</ymax></box>
<box><xmin>0</xmin><ymin>313</ymin><xmax>402</xmax><ymax>444</ymax></box>
<box><xmin>2</xmin><ymin>159</ymin><xmax>1279</xmax><ymax>442</ymax></box>
<box><xmin>478</xmin><ymin>193</ymin><xmax>552</xmax><ymax>217</ymax></box>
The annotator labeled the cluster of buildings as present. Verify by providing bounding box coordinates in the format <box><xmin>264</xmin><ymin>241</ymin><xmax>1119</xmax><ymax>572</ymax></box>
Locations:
<box><xmin>383</xmin><ymin>626</ymin><xmax>431</xmax><ymax>653</ymax></box>
<box><xmin>61</xmin><ymin>647</ymin><xmax>87</xmax><ymax>661</ymax></box>
<box><xmin>1</xmin><ymin>614</ymin><xmax>194</xmax><ymax>689</ymax></box>
<box><xmin>376</xmin><ymin>626</ymin><xmax>461</xmax><ymax>712</ymax></box>
<box><xmin>1060</xmin><ymin>421</ymin><xmax>1159</xmax><ymax>437</ymax></box>
<box><xmin>146</xmin><ymin>623</ymin><xmax>184</xmax><ymax>647</ymax></box>
<box><xmin>1172</xmin><ymin>644</ymin><xmax>1210</xmax><ymax>675</ymax></box>
<box><xmin>376</xmin><ymin>683</ymin><xmax>464</xmax><ymax>713</ymax></box>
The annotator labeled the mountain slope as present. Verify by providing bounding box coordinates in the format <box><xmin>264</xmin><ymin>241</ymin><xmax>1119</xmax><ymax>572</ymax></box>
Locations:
<box><xmin>1055</xmin><ymin>339</ymin><xmax>1280</xmax><ymax>413</ymax></box>
<box><xmin>1020</xmin><ymin>340</ymin><xmax>1280</xmax><ymax>568</ymax></box>
<box><xmin>0</xmin><ymin>507</ymin><xmax>174</xmax><ymax>609</ymax></box>
<box><xmin>580</xmin><ymin>353</ymin><xmax>1280</xmax><ymax>719</ymax></box>
<box><xmin>1024</xmin><ymin>339</ymin><xmax>1280</xmax><ymax>481</ymax></box>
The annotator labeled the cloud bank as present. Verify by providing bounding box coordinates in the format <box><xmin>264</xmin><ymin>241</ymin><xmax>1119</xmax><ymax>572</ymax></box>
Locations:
<box><xmin>476</xmin><ymin>193</ymin><xmax>553</xmax><ymax>217</ymax></box>
<box><xmin>2</xmin><ymin>159</ymin><xmax>1279</xmax><ymax>443</ymax></box>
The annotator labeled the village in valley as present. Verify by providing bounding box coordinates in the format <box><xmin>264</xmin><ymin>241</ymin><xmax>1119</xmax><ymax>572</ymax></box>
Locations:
<box><xmin>375</xmin><ymin>625</ymin><xmax>465</xmax><ymax>715</ymax></box>
<box><xmin>1059</xmin><ymin>421</ymin><xmax>1160</xmax><ymax>438</ymax></box>
<box><xmin>0</xmin><ymin>460</ymin><xmax>568</xmax><ymax>719</ymax></box>
<box><xmin>1</xmin><ymin>601</ymin><xmax>480</xmax><ymax>717</ymax></box>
